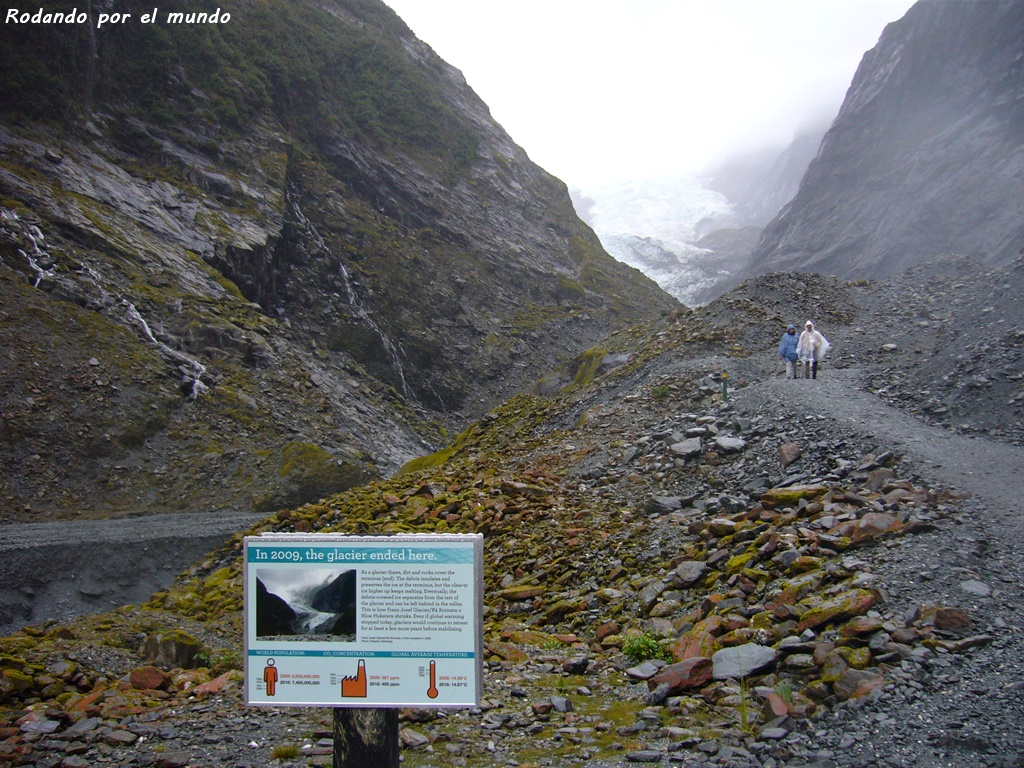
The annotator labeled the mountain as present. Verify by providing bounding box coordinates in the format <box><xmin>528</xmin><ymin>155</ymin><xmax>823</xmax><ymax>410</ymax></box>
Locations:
<box><xmin>703</xmin><ymin>122</ymin><xmax>828</xmax><ymax>231</ymax></box>
<box><xmin>572</xmin><ymin>123</ymin><xmax>826</xmax><ymax>307</ymax></box>
<box><xmin>745</xmin><ymin>0</ymin><xmax>1024</xmax><ymax>279</ymax></box>
<box><xmin>0</xmin><ymin>0</ymin><xmax>675</xmax><ymax>523</ymax></box>
<box><xmin>254</xmin><ymin>578</ymin><xmax>297</xmax><ymax>637</ymax></box>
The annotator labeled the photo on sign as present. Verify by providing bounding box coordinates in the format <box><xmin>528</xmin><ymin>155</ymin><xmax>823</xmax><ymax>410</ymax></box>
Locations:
<box><xmin>256</xmin><ymin>568</ymin><xmax>357</xmax><ymax>642</ymax></box>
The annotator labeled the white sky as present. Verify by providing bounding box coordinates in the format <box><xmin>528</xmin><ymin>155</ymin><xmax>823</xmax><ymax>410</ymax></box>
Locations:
<box><xmin>382</xmin><ymin>0</ymin><xmax>917</xmax><ymax>187</ymax></box>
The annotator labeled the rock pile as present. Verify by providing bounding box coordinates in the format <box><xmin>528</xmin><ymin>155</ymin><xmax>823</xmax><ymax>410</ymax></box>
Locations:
<box><xmin>2</xmin><ymin>256</ymin><xmax>1023</xmax><ymax>767</ymax></box>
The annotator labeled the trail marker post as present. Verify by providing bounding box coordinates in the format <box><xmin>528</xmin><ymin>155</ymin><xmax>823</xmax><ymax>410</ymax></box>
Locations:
<box><xmin>242</xmin><ymin>533</ymin><xmax>484</xmax><ymax>766</ymax></box>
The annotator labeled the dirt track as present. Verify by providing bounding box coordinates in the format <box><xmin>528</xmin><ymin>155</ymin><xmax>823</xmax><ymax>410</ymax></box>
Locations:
<box><xmin>736</xmin><ymin>366</ymin><xmax>1024</xmax><ymax>523</ymax></box>
<box><xmin>0</xmin><ymin>509</ymin><xmax>259</xmax><ymax>635</ymax></box>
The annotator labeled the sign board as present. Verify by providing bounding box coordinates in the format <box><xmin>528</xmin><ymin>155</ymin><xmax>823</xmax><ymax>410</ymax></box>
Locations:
<box><xmin>243</xmin><ymin>533</ymin><xmax>484</xmax><ymax>708</ymax></box>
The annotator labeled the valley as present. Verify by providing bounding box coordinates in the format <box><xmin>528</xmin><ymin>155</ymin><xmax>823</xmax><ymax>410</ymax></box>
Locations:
<box><xmin>2</xmin><ymin>260</ymin><xmax>1022</xmax><ymax>766</ymax></box>
<box><xmin>2</xmin><ymin>1</ymin><xmax>1024</xmax><ymax>766</ymax></box>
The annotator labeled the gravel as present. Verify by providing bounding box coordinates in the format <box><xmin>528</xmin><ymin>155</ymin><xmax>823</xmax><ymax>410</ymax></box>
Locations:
<box><xmin>3</xmin><ymin>256</ymin><xmax>1024</xmax><ymax>767</ymax></box>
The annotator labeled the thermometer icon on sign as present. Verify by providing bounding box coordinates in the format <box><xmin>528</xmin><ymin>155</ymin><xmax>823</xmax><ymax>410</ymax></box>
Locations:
<box><xmin>427</xmin><ymin>660</ymin><xmax>439</xmax><ymax>699</ymax></box>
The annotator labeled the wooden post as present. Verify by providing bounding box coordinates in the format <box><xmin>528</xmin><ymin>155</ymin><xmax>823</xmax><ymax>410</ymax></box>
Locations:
<box><xmin>332</xmin><ymin>707</ymin><xmax>398</xmax><ymax>768</ymax></box>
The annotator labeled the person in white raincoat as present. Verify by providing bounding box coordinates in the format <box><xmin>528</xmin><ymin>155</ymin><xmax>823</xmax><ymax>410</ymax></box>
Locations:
<box><xmin>797</xmin><ymin>320</ymin><xmax>830</xmax><ymax>379</ymax></box>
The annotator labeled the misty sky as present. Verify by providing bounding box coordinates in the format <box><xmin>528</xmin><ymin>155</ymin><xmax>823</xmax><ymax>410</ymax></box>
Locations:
<box><xmin>258</xmin><ymin>568</ymin><xmax>351</xmax><ymax>602</ymax></box>
<box><xmin>382</xmin><ymin>0</ymin><xmax>917</xmax><ymax>188</ymax></box>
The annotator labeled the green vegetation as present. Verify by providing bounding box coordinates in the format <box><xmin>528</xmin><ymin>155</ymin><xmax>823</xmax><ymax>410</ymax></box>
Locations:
<box><xmin>270</xmin><ymin>743</ymin><xmax>302</xmax><ymax>761</ymax></box>
<box><xmin>571</xmin><ymin>347</ymin><xmax>609</xmax><ymax>389</ymax></box>
<box><xmin>0</xmin><ymin>0</ymin><xmax>479</xmax><ymax>178</ymax></box>
<box><xmin>622</xmin><ymin>632</ymin><xmax>672</xmax><ymax>664</ymax></box>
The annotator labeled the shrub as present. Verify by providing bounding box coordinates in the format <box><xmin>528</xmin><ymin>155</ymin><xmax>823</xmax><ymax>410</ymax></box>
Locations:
<box><xmin>622</xmin><ymin>632</ymin><xmax>671</xmax><ymax>664</ymax></box>
<box><xmin>271</xmin><ymin>744</ymin><xmax>302</xmax><ymax>761</ymax></box>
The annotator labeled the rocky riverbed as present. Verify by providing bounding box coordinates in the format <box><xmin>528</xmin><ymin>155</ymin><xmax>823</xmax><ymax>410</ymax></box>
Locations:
<box><xmin>2</xmin><ymin>260</ymin><xmax>1023</xmax><ymax>768</ymax></box>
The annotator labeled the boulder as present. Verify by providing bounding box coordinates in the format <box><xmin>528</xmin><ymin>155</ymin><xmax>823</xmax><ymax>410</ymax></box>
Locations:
<box><xmin>712</xmin><ymin>644</ymin><xmax>778</xmax><ymax>679</ymax></box>
<box><xmin>645</xmin><ymin>495</ymin><xmax>684</xmax><ymax>515</ymax></box>
<box><xmin>833</xmin><ymin>668</ymin><xmax>886</xmax><ymax>700</ymax></box>
<box><xmin>669</xmin><ymin>438</ymin><xmax>703</xmax><ymax>458</ymax></box>
<box><xmin>779</xmin><ymin>442</ymin><xmax>802</xmax><ymax>468</ymax></box>
<box><xmin>649</xmin><ymin>657</ymin><xmax>713</xmax><ymax>693</ymax></box>
<box><xmin>714</xmin><ymin>435</ymin><xmax>746</xmax><ymax>453</ymax></box>
<box><xmin>129</xmin><ymin>665</ymin><xmax>171</xmax><ymax>691</ymax></box>
<box><xmin>142</xmin><ymin>630</ymin><xmax>206</xmax><ymax>670</ymax></box>
<box><xmin>669</xmin><ymin>561</ymin><xmax>707</xmax><ymax>587</ymax></box>
<box><xmin>797</xmin><ymin>589</ymin><xmax>878</xmax><ymax>633</ymax></box>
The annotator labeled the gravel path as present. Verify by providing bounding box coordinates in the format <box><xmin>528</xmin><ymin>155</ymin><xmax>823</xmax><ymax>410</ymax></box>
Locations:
<box><xmin>732</xmin><ymin>363</ymin><xmax>1024</xmax><ymax>768</ymax></box>
<box><xmin>0</xmin><ymin>509</ymin><xmax>261</xmax><ymax>635</ymax></box>
<box><xmin>736</xmin><ymin>366</ymin><xmax>1024</xmax><ymax>526</ymax></box>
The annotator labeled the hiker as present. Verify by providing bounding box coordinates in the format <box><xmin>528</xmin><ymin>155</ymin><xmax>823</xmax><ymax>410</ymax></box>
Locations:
<box><xmin>797</xmin><ymin>320</ymin><xmax>830</xmax><ymax>379</ymax></box>
<box><xmin>777</xmin><ymin>324</ymin><xmax>799</xmax><ymax>378</ymax></box>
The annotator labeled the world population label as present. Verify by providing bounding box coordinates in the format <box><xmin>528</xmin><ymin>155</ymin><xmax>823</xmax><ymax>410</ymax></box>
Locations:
<box><xmin>243</xmin><ymin>533</ymin><xmax>483</xmax><ymax>708</ymax></box>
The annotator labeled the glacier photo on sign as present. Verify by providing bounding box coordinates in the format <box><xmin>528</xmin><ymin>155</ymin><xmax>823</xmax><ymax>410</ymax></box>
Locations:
<box><xmin>256</xmin><ymin>568</ymin><xmax>357</xmax><ymax>642</ymax></box>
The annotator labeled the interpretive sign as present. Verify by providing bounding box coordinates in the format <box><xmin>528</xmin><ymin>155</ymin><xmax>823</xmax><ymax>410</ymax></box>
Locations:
<box><xmin>243</xmin><ymin>533</ymin><xmax>484</xmax><ymax>708</ymax></box>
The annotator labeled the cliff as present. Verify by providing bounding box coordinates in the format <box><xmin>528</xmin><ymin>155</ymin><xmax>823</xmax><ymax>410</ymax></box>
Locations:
<box><xmin>0</xmin><ymin>0</ymin><xmax>675</xmax><ymax>522</ymax></box>
<box><xmin>745</xmin><ymin>0</ymin><xmax>1024</xmax><ymax>279</ymax></box>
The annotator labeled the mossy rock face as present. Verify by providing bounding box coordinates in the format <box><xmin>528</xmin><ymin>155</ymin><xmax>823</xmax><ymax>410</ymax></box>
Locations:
<box><xmin>553</xmin><ymin>274</ymin><xmax>586</xmax><ymax>303</ymax></box>
<box><xmin>725</xmin><ymin>551</ymin><xmax>756</xmax><ymax>575</ymax></box>
<box><xmin>486</xmin><ymin>641</ymin><xmax>529</xmax><ymax>663</ymax></box>
<box><xmin>0</xmin><ymin>668</ymin><xmax>35</xmax><ymax>700</ymax></box>
<box><xmin>499</xmin><ymin>585</ymin><xmax>547</xmax><ymax>601</ymax></box>
<box><xmin>141</xmin><ymin>629</ymin><xmax>206</xmax><ymax>670</ymax></box>
<box><xmin>773</xmin><ymin>570</ymin><xmax>824</xmax><ymax>606</ymax></box>
<box><xmin>787</xmin><ymin>556</ymin><xmax>824</xmax><ymax>575</ymax></box>
<box><xmin>820</xmin><ymin>650</ymin><xmax>849</xmax><ymax>684</ymax></box>
<box><xmin>504</xmin><ymin>629</ymin><xmax>553</xmax><ymax>647</ymax></box>
<box><xmin>539</xmin><ymin>598</ymin><xmax>588</xmax><ymax>625</ymax></box>
<box><xmin>761</xmin><ymin>485</ymin><xmax>828</xmax><ymax>508</ymax></box>
<box><xmin>836</xmin><ymin>645</ymin><xmax>873</xmax><ymax>669</ymax></box>
<box><xmin>797</xmin><ymin>589</ymin><xmax>878</xmax><ymax>634</ymax></box>
<box><xmin>252</xmin><ymin>442</ymin><xmax>376</xmax><ymax>514</ymax></box>
<box><xmin>673</xmin><ymin>616</ymin><xmax>724</xmax><ymax>661</ymax></box>
<box><xmin>570</xmin><ymin>347</ymin><xmax>609</xmax><ymax>389</ymax></box>
<box><xmin>398</xmin><ymin>445</ymin><xmax>456</xmax><ymax>475</ymax></box>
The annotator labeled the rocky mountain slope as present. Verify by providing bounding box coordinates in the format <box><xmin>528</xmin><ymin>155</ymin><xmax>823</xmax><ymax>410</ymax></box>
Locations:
<box><xmin>0</xmin><ymin>0</ymin><xmax>675</xmax><ymax>523</ymax></box>
<box><xmin>2</xmin><ymin>256</ymin><xmax>1022</xmax><ymax>767</ymax></box>
<box><xmin>745</xmin><ymin>0</ymin><xmax>1024</xmax><ymax>280</ymax></box>
<box><xmin>703</xmin><ymin>124</ymin><xmax>827</xmax><ymax>234</ymax></box>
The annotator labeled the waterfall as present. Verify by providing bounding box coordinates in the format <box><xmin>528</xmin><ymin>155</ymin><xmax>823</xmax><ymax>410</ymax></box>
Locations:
<box><xmin>17</xmin><ymin>223</ymin><xmax>56</xmax><ymax>288</ymax></box>
<box><xmin>123</xmin><ymin>301</ymin><xmax>209</xmax><ymax>399</ymax></box>
<box><xmin>1</xmin><ymin>208</ymin><xmax>209</xmax><ymax>400</ymax></box>
<box><xmin>22</xmin><ymin>251</ymin><xmax>55</xmax><ymax>288</ymax></box>
<box><xmin>337</xmin><ymin>260</ymin><xmax>411</xmax><ymax>398</ymax></box>
<box><xmin>289</xmin><ymin>195</ymin><xmax>411</xmax><ymax>399</ymax></box>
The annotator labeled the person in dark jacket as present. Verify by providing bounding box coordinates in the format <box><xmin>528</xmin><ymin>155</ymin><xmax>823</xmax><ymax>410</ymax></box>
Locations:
<box><xmin>778</xmin><ymin>324</ymin><xmax>799</xmax><ymax>378</ymax></box>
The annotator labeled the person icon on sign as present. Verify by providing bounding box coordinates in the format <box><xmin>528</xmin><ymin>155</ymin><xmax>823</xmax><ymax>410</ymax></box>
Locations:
<box><xmin>263</xmin><ymin>658</ymin><xmax>279</xmax><ymax>696</ymax></box>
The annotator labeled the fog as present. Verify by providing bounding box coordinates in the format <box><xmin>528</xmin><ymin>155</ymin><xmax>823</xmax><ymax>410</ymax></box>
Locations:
<box><xmin>383</xmin><ymin>0</ymin><xmax>917</xmax><ymax>187</ymax></box>
<box><xmin>257</xmin><ymin>568</ymin><xmax>350</xmax><ymax>602</ymax></box>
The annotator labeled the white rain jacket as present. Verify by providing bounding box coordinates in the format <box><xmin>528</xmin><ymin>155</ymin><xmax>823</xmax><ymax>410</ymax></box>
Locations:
<box><xmin>797</xmin><ymin>324</ymin><xmax>830</xmax><ymax>362</ymax></box>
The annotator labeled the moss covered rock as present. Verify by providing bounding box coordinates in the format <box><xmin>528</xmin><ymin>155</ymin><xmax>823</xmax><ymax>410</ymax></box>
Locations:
<box><xmin>761</xmin><ymin>485</ymin><xmax>828</xmax><ymax>508</ymax></box>
<box><xmin>797</xmin><ymin>589</ymin><xmax>878</xmax><ymax>634</ymax></box>
<box><xmin>0</xmin><ymin>668</ymin><xmax>34</xmax><ymax>701</ymax></box>
<box><xmin>142</xmin><ymin>629</ymin><xmax>206</xmax><ymax>670</ymax></box>
<box><xmin>252</xmin><ymin>442</ymin><xmax>375</xmax><ymax>514</ymax></box>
